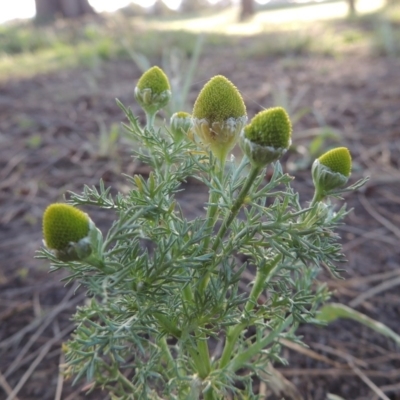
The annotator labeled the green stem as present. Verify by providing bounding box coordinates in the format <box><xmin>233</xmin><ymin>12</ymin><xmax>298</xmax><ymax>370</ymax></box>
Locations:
<box><xmin>183</xmin><ymin>284</ymin><xmax>194</xmax><ymax>303</ymax></box>
<box><xmin>117</xmin><ymin>370</ymin><xmax>136</xmax><ymax>391</ymax></box>
<box><xmin>198</xmin><ymin>165</ymin><xmax>261</xmax><ymax>294</ymax></box>
<box><xmin>219</xmin><ymin>254</ymin><xmax>282</xmax><ymax>369</ymax></box>
<box><xmin>196</xmin><ymin>333</ymin><xmax>211</xmax><ymax>379</ymax></box>
<box><xmin>212</xmin><ymin>165</ymin><xmax>261</xmax><ymax>253</ymax></box>
<box><xmin>159</xmin><ymin>336</ymin><xmax>175</xmax><ymax>374</ymax></box>
<box><xmin>187</xmin><ymin>337</ymin><xmax>210</xmax><ymax>380</ymax></box>
<box><xmin>301</xmin><ymin>189</ymin><xmax>324</xmax><ymax>226</ymax></box>
<box><xmin>145</xmin><ymin>111</ymin><xmax>156</xmax><ymax>130</ymax></box>
<box><xmin>154</xmin><ymin>313</ymin><xmax>181</xmax><ymax>338</ymax></box>
<box><xmin>204</xmin><ymin>390</ymin><xmax>217</xmax><ymax>400</ymax></box>
<box><xmin>227</xmin><ymin>315</ymin><xmax>293</xmax><ymax>373</ymax></box>
<box><xmin>310</xmin><ymin>188</ymin><xmax>324</xmax><ymax>207</ymax></box>
<box><xmin>202</xmin><ymin>158</ymin><xmax>226</xmax><ymax>251</ymax></box>
<box><xmin>184</xmin><ymin>334</ymin><xmax>213</xmax><ymax>398</ymax></box>
<box><xmin>186</xmin><ymin>376</ymin><xmax>202</xmax><ymax>400</ymax></box>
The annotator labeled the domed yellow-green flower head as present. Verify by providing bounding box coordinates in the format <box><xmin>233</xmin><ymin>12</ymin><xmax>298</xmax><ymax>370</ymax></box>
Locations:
<box><xmin>135</xmin><ymin>66</ymin><xmax>171</xmax><ymax>114</ymax></box>
<box><xmin>43</xmin><ymin>203</ymin><xmax>89</xmax><ymax>251</ymax></box>
<box><xmin>240</xmin><ymin>107</ymin><xmax>292</xmax><ymax>168</ymax></box>
<box><xmin>174</xmin><ymin>111</ymin><xmax>191</xmax><ymax>119</ymax></box>
<box><xmin>170</xmin><ymin>111</ymin><xmax>192</xmax><ymax>142</ymax></box>
<box><xmin>318</xmin><ymin>147</ymin><xmax>351</xmax><ymax>177</ymax></box>
<box><xmin>137</xmin><ymin>66</ymin><xmax>171</xmax><ymax>94</ymax></box>
<box><xmin>193</xmin><ymin>75</ymin><xmax>246</xmax><ymax>122</ymax></box>
<box><xmin>191</xmin><ymin>75</ymin><xmax>247</xmax><ymax>162</ymax></box>
<box><xmin>312</xmin><ymin>147</ymin><xmax>352</xmax><ymax>200</ymax></box>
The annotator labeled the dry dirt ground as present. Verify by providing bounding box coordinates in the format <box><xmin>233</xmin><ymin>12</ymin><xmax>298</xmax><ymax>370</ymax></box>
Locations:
<box><xmin>1</xmin><ymin>43</ymin><xmax>400</xmax><ymax>399</ymax></box>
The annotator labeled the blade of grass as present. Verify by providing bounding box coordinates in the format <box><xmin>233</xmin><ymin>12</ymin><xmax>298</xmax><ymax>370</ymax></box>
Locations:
<box><xmin>317</xmin><ymin>303</ymin><xmax>400</xmax><ymax>346</ymax></box>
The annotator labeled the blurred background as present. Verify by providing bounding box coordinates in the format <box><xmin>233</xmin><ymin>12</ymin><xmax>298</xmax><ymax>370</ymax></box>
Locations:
<box><xmin>1</xmin><ymin>0</ymin><xmax>400</xmax><ymax>399</ymax></box>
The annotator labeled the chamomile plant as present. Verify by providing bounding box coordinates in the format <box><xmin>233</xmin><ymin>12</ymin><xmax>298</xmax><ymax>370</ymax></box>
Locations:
<box><xmin>38</xmin><ymin>66</ymin><xmax>368</xmax><ymax>399</ymax></box>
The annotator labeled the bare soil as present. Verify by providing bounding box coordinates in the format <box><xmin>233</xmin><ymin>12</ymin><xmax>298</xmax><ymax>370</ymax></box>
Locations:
<box><xmin>1</xmin><ymin>43</ymin><xmax>400</xmax><ymax>399</ymax></box>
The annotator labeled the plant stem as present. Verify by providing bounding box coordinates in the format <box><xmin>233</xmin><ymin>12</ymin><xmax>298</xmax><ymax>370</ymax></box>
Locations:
<box><xmin>159</xmin><ymin>336</ymin><xmax>175</xmax><ymax>374</ymax></box>
<box><xmin>195</xmin><ymin>163</ymin><xmax>262</xmax><ymax>393</ymax></box>
<box><xmin>198</xmin><ymin>165</ymin><xmax>261</xmax><ymax>294</ymax></box>
<box><xmin>301</xmin><ymin>189</ymin><xmax>324</xmax><ymax>225</ymax></box>
<box><xmin>145</xmin><ymin>111</ymin><xmax>156</xmax><ymax>130</ymax></box>
<box><xmin>218</xmin><ymin>254</ymin><xmax>282</xmax><ymax>369</ymax></box>
<box><xmin>202</xmin><ymin>158</ymin><xmax>226</xmax><ymax>251</ymax></box>
<box><xmin>187</xmin><ymin>338</ymin><xmax>210</xmax><ymax>380</ymax></box>
<box><xmin>212</xmin><ymin>165</ymin><xmax>261</xmax><ymax>253</ymax></box>
<box><xmin>227</xmin><ymin>315</ymin><xmax>293</xmax><ymax>373</ymax></box>
<box><xmin>204</xmin><ymin>390</ymin><xmax>217</xmax><ymax>400</ymax></box>
<box><xmin>117</xmin><ymin>370</ymin><xmax>136</xmax><ymax>391</ymax></box>
<box><xmin>196</xmin><ymin>333</ymin><xmax>211</xmax><ymax>379</ymax></box>
<box><xmin>183</xmin><ymin>283</ymin><xmax>194</xmax><ymax>302</ymax></box>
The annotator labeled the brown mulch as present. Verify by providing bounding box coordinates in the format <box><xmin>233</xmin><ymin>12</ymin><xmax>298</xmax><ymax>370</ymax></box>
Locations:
<box><xmin>1</xmin><ymin>44</ymin><xmax>400</xmax><ymax>400</ymax></box>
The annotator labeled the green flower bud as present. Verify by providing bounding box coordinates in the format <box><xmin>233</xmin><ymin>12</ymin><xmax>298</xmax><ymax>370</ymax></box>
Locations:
<box><xmin>312</xmin><ymin>147</ymin><xmax>352</xmax><ymax>197</ymax></box>
<box><xmin>43</xmin><ymin>203</ymin><xmax>94</xmax><ymax>261</ymax></box>
<box><xmin>170</xmin><ymin>111</ymin><xmax>192</xmax><ymax>142</ymax></box>
<box><xmin>134</xmin><ymin>66</ymin><xmax>171</xmax><ymax>114</ymax></box>
<box><xmin>192</xmin><ymin>75</ymin><xmax>247</xmax><ymax>162</ymax></box>
<box><xmin>318</xmin><ymin>147</ymin><xmax>352</xmax><ymax>177</ymax></box>
<box><xmin>239</xmin><ymin>107</ymin><xmax>292</xmax><ymax>168</ymax></box>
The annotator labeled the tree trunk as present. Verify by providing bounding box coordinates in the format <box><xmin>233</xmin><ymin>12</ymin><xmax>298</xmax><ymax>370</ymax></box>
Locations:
<box><xmin>180</xmin><ymin>0</ymin><xmax>209</xmax><ymax>12</ymax></box>
<box><xmin>239</xmin><ymin>0</ymin><xmax>254</xmax><ymax>21</ymax></box>
<box><xmin>347</xmin><ymin>0</ymin><xmax>356</xmax><ymax>16</ymax></box>
<box><xmin>35</xmin><ymin>0</ymin><xmax>94</xmax><ymax>22</ymax></box>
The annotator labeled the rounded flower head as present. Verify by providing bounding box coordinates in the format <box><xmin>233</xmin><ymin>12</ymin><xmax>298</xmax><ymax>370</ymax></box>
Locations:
<box><xmin>240</xmin><ymin>107</ymin><xmax>292</xmax><ymax>168</ymax></box>
<box><xmin>134</xmin><ymin>66</ymin><xmax>171</xmax><ymax>114</ymax></box>
<box><xmin>170</xmin><ymin>111</ymin><xmax>192</xmax><ymax>142</ymax></box>
<box><xmin>318</xmin><ymin>147</ymin><xmax>352</xmax><ymax>177</ymax></box>
<box><xmin>192</xmin><ymin>76</ymin><xmax>246</xmax><ymax>122</ymax></box>
<box><xmin>191</xmin><ymin>75</ymin><xmax>247</xmax><ymax>162</ymax></box>
<box><xmin>43</xmin><ymin>203</ymin><xmax>92</xmax><ymax>261</ymax></box>
<box><xmin>312</xmin><ymin>147</ymin><xmax>352</xmax><ymax>198</ymax></box>
<box><xmin>136</xmin><ymin>66</ymin><xmax>170</xmax><ymax>94</ymax></box>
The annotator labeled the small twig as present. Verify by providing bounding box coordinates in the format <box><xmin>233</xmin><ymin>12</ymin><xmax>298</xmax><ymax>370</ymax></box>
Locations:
<box><xmin>349</xmin><ymin>274</ymin><xmax>400</xmax><ymax>308</ymax></box>
<box><xmin>281</xmin><ymin>339</ymin><xmax>345</xmax><ymax>369</ymax></box>
<box><xmin>0</xmin><ymin>281</ymin><xmax>58</xmax><ymax>296</ymax></box>
<box><xmin>0</xmin><ymin>151</ymin><xmax>28</xmax><ymax>181</ymax></box>
<box><xmin>54</xmin><ymin>351</ymin><xmax>65</xmax><ymax>400</ymax></box>
<box><xmin>63</xmin><ymin>386</ymin><xmax>87</xmax><ymax>400</ymax></box>
<box><xmin>0</xmin><ymin>286</ymin><xmax>77</xmax><ymax>350</ymax></box>
<box><xmin>278</xmin><ymin>368</ymin><xmax>400</xmax><ymax>378</ymax></box>
<box><xmin>260</xmin><ymin>363</ymin><xmax>304</xmax><ymax>400</ymax></box>
<box><xmin>4</xmin><ymin>286</ymin><xmax>84</xmax><ymax>378</ymax></box>
<box><xmin>328</xmin><ymin>268</ymin><xmax>400</xmax><ymax>289</ymax></box>
<box><xmin>379</xmin><ymin>382</ymin><xmax>400</xmax><ymax>394</ymax></box>
<box><xmin>312</xmin><ymin>342</ymin><xmax>368</xmax><ymax>368</ymax></box>
<box><xmin>347</xmin><ymin>360</ymin><xmax>390</xmax><ymax>400</ymax></box>
<box><xmin>33</xmin><ymin>291</ymin><xmax>42</xmax><ymax>318</ymax></box>
<box><xmin>341</xmin><ymin>227</ymin><xmax>398</xmax><ymax>252</ymax></box>
<box><xmin>359</xmin><ymin>193</ymin><xmax>400</xmax><ymax>240</ymax></box>
<box><xmin>0</xmin><ymin>301</ymin><xmax>32</xmax><ymax>322</ymax></box>
<box><xmin>6</xmin><ymin>323</ymin><xmax>75</xmax><ymax>400</ymax></box>
<box><xmin>0</xmin><ymin>372</ymin><xmax>20</xmax><ymax>400</ymax></box>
